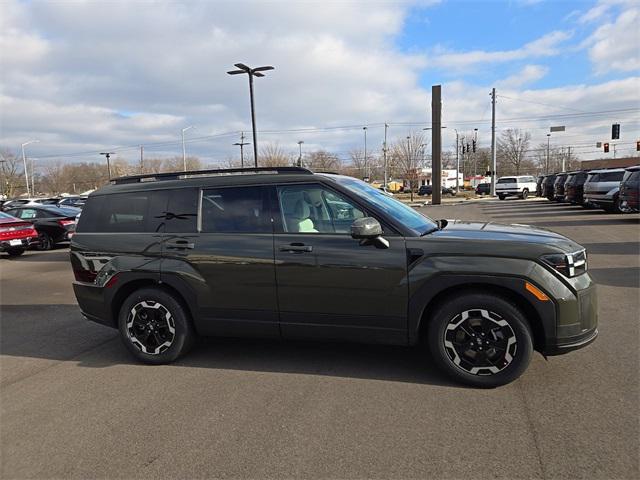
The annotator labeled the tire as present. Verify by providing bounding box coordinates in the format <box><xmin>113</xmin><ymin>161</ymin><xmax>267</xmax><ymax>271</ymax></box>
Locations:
<box><xmin>6</xmin><ymin>248</ymin><xmax>25</xmax><ymax>257</ymax></box>
<box><xmin>118</xmin><ymin>288</ymin><xmax>196</xmax><ymax>364</ymax></box>
<box><xmin>36</xmin><ymin>232</ymin><xmax>52</xmax><ymax>251</ymax></box>
<box><xmin>498</xmin><ymin>195</ymin><xmax>506</xmax><ymax>200</ymax></box>
<box><xmin>426</xmin><ymin>292</ymin><xmax>534</xmax><ymax>388</ymax></box>
<box><xmin>521</xmin><ymin>189</ymin><xmax>529</xmax><ymax>200</ymax></box>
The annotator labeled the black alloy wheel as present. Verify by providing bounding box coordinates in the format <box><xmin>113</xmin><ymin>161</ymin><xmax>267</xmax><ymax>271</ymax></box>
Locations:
<box><xmin>118</xmin><ymin>288</ymin><xmax>195</xmax><ymax>364</ymax></box>
<box><xmin>36</xmin><ymin>232</ymin><xmax>52</xmax><ymax>250</ymax></box>
<box><xmin>427</xmin><ymin>292</ymin><xmax>533</xmax><ymax>388</ymax></box>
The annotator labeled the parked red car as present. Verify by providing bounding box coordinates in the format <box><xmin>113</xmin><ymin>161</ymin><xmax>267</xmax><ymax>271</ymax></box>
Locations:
<box><xmin>0</xmin><ymin>212</ymin><xmax>39</xmax><ymax>256</ymax></box>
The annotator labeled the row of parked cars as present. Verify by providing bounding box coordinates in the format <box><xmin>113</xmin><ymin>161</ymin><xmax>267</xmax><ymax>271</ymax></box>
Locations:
<box><xmin>0</xmin><ymin>196</ymin><xmax>85</xmax><ymax>256</ymax></box>
<box><xmin>536</xmin><ymin>165</ymin><xmax>639</xmax><ymax>213</ymax></box>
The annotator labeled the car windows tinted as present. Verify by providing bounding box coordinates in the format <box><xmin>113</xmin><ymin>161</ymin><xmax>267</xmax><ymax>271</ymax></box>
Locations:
<box><xmin>497</xmin><ymin>178</ymin><xmax>515</xmax><ymax>183</ymax></box>
<box><xmin>165</xmin><ymin>188</ymin><xmax>198</xmax><ymax>233</ymax></box>
<box><xmin>277</xmin><ymin>184</ymin><xmax>365</xmax><ymax>234</ymax></box>
<box><xmin>78</xmin><ymin>192</ymin><xmax>167</xmax><ymax>233</ymax></box>
<box><xmin>201</xmin><ymin>186</ymin><xmax>270</xmax><ymax>234</ymax></box>
<box><xmin>598</xmin><ymin>171</ymin><xmax>624</xmax><ymax>182</ymax></box>
<box><xmin>628</xmin><ymin>171</ymin><xmax>640</xmax><ymax>182</ymax></box>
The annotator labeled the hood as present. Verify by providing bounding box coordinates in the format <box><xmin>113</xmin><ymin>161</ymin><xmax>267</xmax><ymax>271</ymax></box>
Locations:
<box><xmin>429</xmin><ymin>219</ymin><xmax>582</xmax><ymax>253</ymax></box>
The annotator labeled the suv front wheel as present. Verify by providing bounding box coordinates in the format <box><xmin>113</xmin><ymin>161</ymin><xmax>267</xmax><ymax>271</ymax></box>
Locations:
<box><xmin>427</xmin><ymin>292</ymin><xmax>533</xmax><ymax>388</ymax></box>
<box><xmin>118</xmin><ymin>288</ymin><xmax>196</xmax><ymax>364</ymax></box>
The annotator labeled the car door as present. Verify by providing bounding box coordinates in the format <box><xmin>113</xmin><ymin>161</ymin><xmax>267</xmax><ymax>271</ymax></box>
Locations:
<box><xmin>162</xmin><ymin>185</ymin><xmax>279</xmax><ymax>338</ymax></box>
<box><xmin>273</xmin><ymin>183</ymin><xmax>409</xmax><ymax>345</ymax></box>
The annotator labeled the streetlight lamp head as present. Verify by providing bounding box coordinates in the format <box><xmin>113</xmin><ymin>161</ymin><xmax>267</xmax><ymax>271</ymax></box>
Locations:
<box><xmin>234</xmin><ymin>63</ymin><xmax>250</xmax><ymax>71</ymax></box>
<box><xmin>253</xmin><ymin>66</ymin><xmax>274</xmax><ymax>72</ymax></box>
<box><xmin>227</xmin><ymin>70</ymin><xmax>246</xmax><ymax>75</ymax></box>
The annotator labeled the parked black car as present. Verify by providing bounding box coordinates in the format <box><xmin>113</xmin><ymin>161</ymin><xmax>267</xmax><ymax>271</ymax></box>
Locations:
<box><xmin>619</xmin><ymin>166</ymin><xmax>640</xmax><ymax>213</ymax></box>
<box><xmin>564</xmin><ymin>171</ymin><xmax>589</xmax><ymax>205</ymax></box>
<box><xmin>535</xmin><ymin>176</ymin><xmax>544</xmax><ymax>197</ymax></box>
<box><xmin>541</xmin><ymin>174</ymin><xmax>556</xmax><ymax>200</ymax></box>
<box><xmin>70</xmin><ymin>167</ymin><xmax>597</xmax><ymax>388</ymax></box>
<box><xmin>57</xmin><ymin>196</ymin><xmax>88</xmax><ymax>208</ymax></box>
<box><xmin>553</xmin><ymin>173</ymin><xmax>569</xmax><ymax>202</ymax></box>
<box><xmin>418</xmin><ymin>185</ymin><xmax>456</xmax><ymax>196</ymax></box>
<box><xmin>475</xmin><ymin>183</ymin><xmax>490</xmax><ymax>195</ymax></box>
<box><xmin>4</xmin><ymin>205</ymin><xmax>79</xmax><ymax>250</ymax></box>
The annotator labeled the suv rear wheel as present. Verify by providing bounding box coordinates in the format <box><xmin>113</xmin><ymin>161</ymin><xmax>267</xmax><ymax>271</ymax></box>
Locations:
<box><xmin>520</xmin><ymin>189</ymin><xmax>529</xmax><ymax>200</ymax></box>
<box><xmin>427</xmin><ymin>292</ymin><xmax>533</xmax><ymax>388</ymax></box>
<box><xmin>118</xmin><ymin>288</ymin><xmax>196</xmax><ymax>364</ymax></box>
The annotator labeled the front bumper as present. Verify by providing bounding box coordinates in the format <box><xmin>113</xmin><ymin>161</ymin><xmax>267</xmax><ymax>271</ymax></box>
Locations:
<box><xmin>542</xmin><ymin>280</ymin><xmax>598</xmax><ymax>356</ymax></box>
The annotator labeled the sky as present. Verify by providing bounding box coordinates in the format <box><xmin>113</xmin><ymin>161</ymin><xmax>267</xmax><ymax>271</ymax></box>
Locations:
<box><xmin>1</xmin><ymin>0</ymin><xmax>639</xmax><ymax>168</ymax></box>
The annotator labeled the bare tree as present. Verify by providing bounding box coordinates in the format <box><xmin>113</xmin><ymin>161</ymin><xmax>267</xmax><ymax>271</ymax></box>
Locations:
<box><xmin>349</xmin><ymin>149</ymin><xmax>370</xmax><ymax>179</ymax></box>
<box><xmin>497</xmin><ymin>129</ymin><xmax>531</xmax><ymax>175</ymax></box>
<box><xmin>305</xmin><ymin>150</ymin><xmax>341</xmax><ymax>172</ymax></box>
<box><xmin>0</xmin><ymin>149</ymin><xmax>24</xmax><ymax>197</ymax></box>
<box><xmin>260</xmin><ymin>143</ymin><xmax>292</xmax><ymax>167</ymax></box>
<box><xmin>390</xmin><ymin>132</ymin><xmax>426</xmax><ymax>201</ymax></box>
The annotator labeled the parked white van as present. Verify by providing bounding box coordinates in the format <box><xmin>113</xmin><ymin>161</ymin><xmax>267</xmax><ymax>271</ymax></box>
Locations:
<box><xmin>495</xmin><ymin>175</ymin><xmax>537</xmax><ymax>200</ymax></box>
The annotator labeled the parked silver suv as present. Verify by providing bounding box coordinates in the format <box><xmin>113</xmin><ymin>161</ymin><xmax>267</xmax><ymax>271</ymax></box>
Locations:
<box><xmin>583</xmin><ymin>168</ymin><xmax>626</xmax><ymax>213</ymax></box>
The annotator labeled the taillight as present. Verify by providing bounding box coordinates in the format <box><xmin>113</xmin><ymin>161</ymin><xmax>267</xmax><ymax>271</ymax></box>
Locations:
<box><xmin>58</xmin><ymin>219</ymin><xmax>76</xmax><ymax>227</ymax></box>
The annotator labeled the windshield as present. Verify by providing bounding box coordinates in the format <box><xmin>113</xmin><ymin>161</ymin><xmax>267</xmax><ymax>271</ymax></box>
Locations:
<box><xmin>330</xmin><ymin>176</ymin><xmax>438</xmax><ymax>235</ymax></box>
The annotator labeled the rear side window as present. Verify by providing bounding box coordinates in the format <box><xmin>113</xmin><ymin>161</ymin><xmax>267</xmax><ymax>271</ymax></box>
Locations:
<box><xmin>599</xmin><ymin>171</ymin><xmax>624</xmax><ymax>182</ymax></box>
<box><xmin>201</xmin><ymin>186</ymin><xmax>271</xmax><ymax>234</ymax></box>
<box><xmin>627</xmin><ymin>171</ymin><xmax>640</xmax><ymax>182</ymax></box>
<box><xmin>497</xmin><ymin>178</ymin><xmax>515</xmax><ymax>184</ymax></box>
<box><xmin>77</xmin><ymin>192</ymin><xmax>167</xmax><ymax>233</ymax></box>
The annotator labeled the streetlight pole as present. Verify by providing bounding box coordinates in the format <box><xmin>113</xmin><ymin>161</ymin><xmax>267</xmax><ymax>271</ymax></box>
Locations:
<box><xmin>21</xmin><ymin>140</ymin><xmax>39</xmax><ymax>197</ymax></box>
<box><xmin>454</xmin><ymin>129</ymin><xmax>460</xmax><ymax>192</ymax></box>
<box><xmin>181</xmin><ymin>125</ymin><xmax>193</xmax><ymax>171</ymax></box>
<box><xmin>363</xmin><ymin>126</ymin><xmax>368</xmax><ymax>180</ymax></box>
<box><xmin>383</xmin><ymin>123</ymin><xmax>388</xmax><ymax>189</ymax></box>
<box><xmin>227</xmin><ymin>63</ymin><xmax>275</xmax><ymax>168</ymax></box>
<box><xmin>100</xmin><ymin>152</ymin><xmax>115</xmax><ymax>180</ymax></box>
<box><xmin>233</xmin><ymin>131</ymin><xmax>250</xmax><ymax>168</ymax></box>
<box><xmin>297</xmin><ymin>140</ymin><xmax>304</xmax><ymax>167</ymax></box>
<box><xmin>546</xmin><ymin>134</ymin><xmax>551</xmax><ymax>174</ymax></box>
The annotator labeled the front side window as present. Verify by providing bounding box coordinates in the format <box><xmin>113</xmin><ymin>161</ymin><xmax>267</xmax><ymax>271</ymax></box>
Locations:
<box><xmin>201</xmin><ymin>186</ymin><xmax>270</xmax><ymax>233</ymax></box>
<box><xmin>277</xmin><ymin>184</ymin><xmax>364</xmax><ymax>234</ymax></box>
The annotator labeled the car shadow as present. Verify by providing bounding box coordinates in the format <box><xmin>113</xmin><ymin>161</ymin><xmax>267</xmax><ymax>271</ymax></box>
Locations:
<box><xmin>527</xmin><ymin>217</ymin><xmax>640</xmax><ymax>227</ymax></box>
<box><xmin>1</xmin><ymin>246</ymin><xmax>70</xmax><ymax>262</ymax></box>
<box><xmin>0</xmin><ymin>304</ymin><xmax>459</xmax><ymax>388</ymax></box>
<box><xmin>589</xmin><ymin>267</ymin><xmax>640</xmax><ymax>289</ymax></box>
<box><xmin>581</xmin><ymin>242</ymin><xmax>640</xmax><ymax>256</ymax></box>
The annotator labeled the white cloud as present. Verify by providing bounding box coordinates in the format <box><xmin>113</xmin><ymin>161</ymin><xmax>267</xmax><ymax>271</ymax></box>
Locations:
<box><xmin>585</xmin><ymin>6</ymin><xmax>640</xmax><ymax>73</ymax></box>
<box><xmin>497</xmin><ymin>65</ymin><xmax>549</xmax><ymax>88</ymax></box>
<box><xmin>427</xmin><ymin>30</ymin><xmax>572</xmax><ymax>71</ymax></box>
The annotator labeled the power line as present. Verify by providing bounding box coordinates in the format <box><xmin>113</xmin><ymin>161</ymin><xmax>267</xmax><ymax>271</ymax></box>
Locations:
<box><xmin>496</xmin><ymin>94</ymin><xmax>589</xmax><ymax>113</ymax></box>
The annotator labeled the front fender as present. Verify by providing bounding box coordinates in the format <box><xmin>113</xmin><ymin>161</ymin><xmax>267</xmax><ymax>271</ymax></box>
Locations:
<box><xmin>407</xmin><ymin>255</ymin><xmax>562</xmax><ymax>346</ymax></box>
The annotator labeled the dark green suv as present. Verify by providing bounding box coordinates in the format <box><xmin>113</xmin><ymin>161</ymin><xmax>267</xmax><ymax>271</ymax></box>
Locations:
<box><xmin>70</xmin><ymin>167</ymin><xmax>597</xmax><ymax>387</ymax></box>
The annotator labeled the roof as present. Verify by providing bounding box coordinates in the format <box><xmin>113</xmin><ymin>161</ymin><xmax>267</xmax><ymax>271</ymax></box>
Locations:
<box><xmin>94</xmin><ymin>166</ymin><xmax>326</xmax><ymax>196</ymax></box>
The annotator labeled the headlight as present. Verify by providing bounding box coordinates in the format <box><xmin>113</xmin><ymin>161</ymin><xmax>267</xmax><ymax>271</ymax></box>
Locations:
<box><xmin>541</xmin><ymin>250</ymin><xmax>587</xmax><ymax>278</ymax></box>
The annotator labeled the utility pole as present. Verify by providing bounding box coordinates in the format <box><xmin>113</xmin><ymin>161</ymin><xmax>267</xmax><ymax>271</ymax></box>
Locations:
<box><xmin>227</xmin><ymin>63</ymin><xmax>275</xmax><ymax>167</ymax></box>
<box><xmin>140</xmin><ymin>145</ymin><xmax>144</xmax><ymax>174</ymax></box>
<box><xmin>100</xmin><ymin>152</ymin><xmax>114</xmax><ymax>180</ymax></box>
<box><xmin>490</xmin><ymin>88</ymin><xmax>497</xmax><ymax>196</ymax></box>
<box><xmin>383</xmin><ymin>123</ymin><xmax>388</xmax><ymax>189</ymax></box>
<box><xmin>233</xmin><ymin>131</ymin><xmax>250</xmax><ymax>168</ymax></box>
<box><xmin>297</xmin><ymin>140</ymin><xmax>304</xmax><ymax>167</ymax></box>
<box><xmin>432</xmin><ymin>85</ymin><xmax>442</xmax><ymax>205</ymax></box>
<box><xmin>455</xmin><ymin>129</ymin><xmax>460</xmax><ymax>192</ymax></box>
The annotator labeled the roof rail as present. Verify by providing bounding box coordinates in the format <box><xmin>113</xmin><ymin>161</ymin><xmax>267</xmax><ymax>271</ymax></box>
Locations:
<box><xmin>111</xmin><ymin>166</ymin><xmax>313</xmax><ymax>185</ymax></box>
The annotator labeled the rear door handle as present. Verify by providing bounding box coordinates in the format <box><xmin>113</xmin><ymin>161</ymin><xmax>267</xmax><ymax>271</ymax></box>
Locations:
<box><xmin>279</xmin><ymin>243</ymin><xmax>313</xmax><ymax>253</ymax></box>
<box><xmin>166</xmin><ymin>239</ymin><xmax>195</xmax><ymax>250</ymax></box>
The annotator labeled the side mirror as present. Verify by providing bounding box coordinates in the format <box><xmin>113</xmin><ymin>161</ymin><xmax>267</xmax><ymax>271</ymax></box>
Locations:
<box><xmin>351</xmin><ymin>217</ymin><xmax>383</xmax><ymax>239</ymax></box>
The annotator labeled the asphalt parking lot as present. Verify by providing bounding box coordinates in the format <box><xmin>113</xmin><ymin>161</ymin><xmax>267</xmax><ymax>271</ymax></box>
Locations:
<box><xmin>1</xmin><ymin>198</ymin><xmax>638</xmax><ymax>479</ymax></box>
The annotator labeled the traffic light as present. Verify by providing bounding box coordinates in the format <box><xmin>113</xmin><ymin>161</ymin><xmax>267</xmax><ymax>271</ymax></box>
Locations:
<box><xmin>612</xmin><ymin>123</ymin><xmax>620</xmax><ymax>140</ymax></box>
<box><xmin>472</xmin><ymin>140</ymin><xmax>477</xmax><ymax>152</ymax></box>
<box><xmin>604</xmin><ymin>143</ymin><xmax>610</xmax><ymax>153</ymax></box>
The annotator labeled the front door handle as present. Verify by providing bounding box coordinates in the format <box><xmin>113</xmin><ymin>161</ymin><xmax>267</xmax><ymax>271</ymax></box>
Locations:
<box><xmin>166</xmin><ymin>239</ymin><xmax>195</xmax><ymax>250</ymax></box>
<box><xmin>279</xmin><ymin>243</ymin><xmax>313</xmax><ymax>253</ymax></box>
